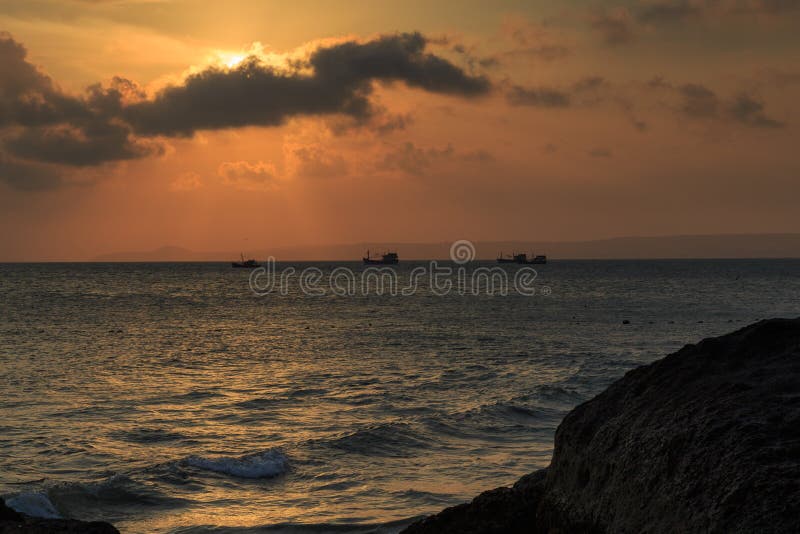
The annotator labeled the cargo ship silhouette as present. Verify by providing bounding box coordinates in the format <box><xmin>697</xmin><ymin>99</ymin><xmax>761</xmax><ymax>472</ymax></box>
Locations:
<box><xmin>363</xmin><ymin>250</ymin><xmax>399</xmax><ymax>265</ymax></box>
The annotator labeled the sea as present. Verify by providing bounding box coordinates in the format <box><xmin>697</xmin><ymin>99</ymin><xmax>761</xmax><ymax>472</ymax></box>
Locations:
<box><xmin>1</xmin><ymin>259</ymin><xmax>799</xmax><ymax>533</ymax></box>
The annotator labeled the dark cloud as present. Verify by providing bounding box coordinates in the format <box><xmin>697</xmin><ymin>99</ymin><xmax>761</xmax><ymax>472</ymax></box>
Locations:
<box><xmin>378</xmin><ymin>142</ymin><xmax>454</xmax><ymax>176</ymax></box>
<box><xmin>588</xmin><ymin>147</ymin><xmax>613</xmax><ymax>158</ymax></box>
<box><xmin>728</xmin><ymin>93</ymin><xmax>785</xmax><ymax>128</ymax></box>
<box><xmin>507</xmin><ymin>85</ymin><xmax>571</xmax><ymax>107</ymax></box>
<box><xmin>679</xmin><ymin>83</ymin><xmax>720</xmax><ymax>118</ymax></box>
<box><xmin>126</xmin><ymin>33</ymin><xmax>489</xmax><ymax>137</ymax></box>
<box><xmin>647</xmin><ymin>76</ymin><xmax>672</xmax><ymax>89</ymax></box>
<box><xmin>636</xmin><ymin>1</ymin><xmax>704</xmax><ymax>24</ymax></box>
<box><xmin>0</xmin><ymin>33</ymin><xmax>159</xmax><ymax>188</ymax></box>
<box><xmin>372</xmin><ymin>112</ymin><xmax>414</xmax><ymax>135</ymax></box>
<box><xmin>755</xmin><ymin>0</ymin><xmax>800</xmax><ymax>13</ymax></box>
<box><xmin>6</xmin><ymin>122</ymin><xmax>159</xmax><ymax>166</ymax></box>
<box><xmin>634</xmin><ymin>0</ymin><xmax>800</xmax><ymax>26</ymax></box>
<box><xmin>0</xmin><ymin>32</ymin><xmax>490</xmax><ymax>190</ymax></box>
<box><xmin>632</xmin><ymin>118</ymin><xmax>649</xmax><ymax>132</ymax></box>
<box><xmin>0</xmin><ymin>154</ymin><xmax>62</xmax><ymax>190</ymax></box>
<box><xmin>573</xmin><ymin>76</ymin><xmax>607</xmax><ymax>92</ymax></box>
<box><xmin>461</xmin><ymin>149</ymin><xmax>495</xmax><ymax>163</ymax></box>
<box><xmin>327</xmin><ymin>109</ymin><xmax>413</xmax><ymax>137</ymax></box>
<box><xmin>647</xmin><ymin>78</ymin><xmax>787</xmax><ymax>128</ymax></box>
<box><xmin>478</xmin><ymin>56</ymin><xmax>501</xmax><ymax>68</ymax></box>
<box><xmin>591</xmin><ymin>9</ymin><xmax>636</xmax><ymax>45</ymax></box>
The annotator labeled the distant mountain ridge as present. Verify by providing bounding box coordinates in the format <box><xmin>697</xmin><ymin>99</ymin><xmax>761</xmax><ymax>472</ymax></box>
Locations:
<box><xmin>92</xmin><ymin>234</ymin><xmax>800</xmax><ymax>261</ymax></box>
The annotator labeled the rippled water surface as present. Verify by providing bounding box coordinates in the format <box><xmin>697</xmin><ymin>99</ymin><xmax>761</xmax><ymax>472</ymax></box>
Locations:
<box><xmin>2</xmin><ymin>260</ymin><xmax>799</xmax><ymax>532</ymax></box>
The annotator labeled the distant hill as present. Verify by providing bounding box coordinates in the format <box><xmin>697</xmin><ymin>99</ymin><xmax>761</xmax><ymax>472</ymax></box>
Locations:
<box><xmin>93</xmin><ymin>234</ymin><xmax>800</xmax><ymax>261</ymax></box>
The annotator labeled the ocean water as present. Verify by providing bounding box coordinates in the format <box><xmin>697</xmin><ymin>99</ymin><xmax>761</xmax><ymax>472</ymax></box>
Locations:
<box><xmin>1</xmin><ymin>260</ymin><xmax>799</xmax><ymax>533</ymax></box>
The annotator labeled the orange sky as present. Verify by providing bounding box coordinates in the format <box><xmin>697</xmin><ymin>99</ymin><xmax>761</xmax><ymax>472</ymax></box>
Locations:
<box><xmin>0</xmin><ymin>0</ymin><xmax>798</xmax><ymax>260</ymax></box>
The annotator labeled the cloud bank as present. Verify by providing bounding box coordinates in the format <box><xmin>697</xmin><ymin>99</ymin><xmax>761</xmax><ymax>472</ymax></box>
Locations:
<box><xmin>0</xmin><ymin>32</ymin><xmax>490</xmax><ymax>189</ymax></box>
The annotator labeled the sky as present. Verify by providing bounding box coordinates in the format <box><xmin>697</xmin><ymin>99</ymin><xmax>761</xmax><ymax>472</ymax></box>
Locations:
<box><xmin>0</xmin><ymin>0</ymin><xmax>798</xmax><ymax>260</ymax></box>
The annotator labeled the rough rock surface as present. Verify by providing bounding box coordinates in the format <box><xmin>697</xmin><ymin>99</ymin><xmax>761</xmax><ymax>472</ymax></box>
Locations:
<box><xmin>0</xmin><ymin>499</ymin><xmax>119</xmax><ymax>534</ymax></box>
<box><xmin>404</xmin><ymin>318</ymin><xmax>800</xmax><ymax>533</ymax></box>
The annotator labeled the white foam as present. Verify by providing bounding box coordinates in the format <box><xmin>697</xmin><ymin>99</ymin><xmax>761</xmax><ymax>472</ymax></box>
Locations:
<box><xmin>6</xmin><ymin>491</ymin><xmax>61</xmax><ymax>519</ymax></box>
<box><xmin>185</xmin><ymin>449</ymin><xmax>288</xmax><ymax>479</ymax></box>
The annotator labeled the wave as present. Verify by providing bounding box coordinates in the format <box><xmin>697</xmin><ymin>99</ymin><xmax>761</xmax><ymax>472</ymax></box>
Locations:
<box><xmin>169</xmin><ymin>516</ymin><xmax>418</xmax><ymax>533</ymax></box>
<box><xmin>5</xmin><ymin>491</ymin><xmax>61</xmax><ymax>519</ymax></box>
<box><xmin>5</xmin><ymin>472</ymin><xmax>192</xmax><ymax>523</ymax></box>
<box><xmin>110</xmin><ymin>426</ymin><xmax>189</xmax><ymax>444</ymax></box>
<box><xmin>184</xmin><ymin>449</ymin><xmax>289</xmax><ymax>479</ymax></box>
<box><xmin>322</xmin><ymin>422</ymin><xmax>430</xmax><ymax>457</ymax></box>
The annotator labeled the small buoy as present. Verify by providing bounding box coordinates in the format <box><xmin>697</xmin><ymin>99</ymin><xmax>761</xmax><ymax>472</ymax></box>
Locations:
<box><xmin>622</xmin><ymin>320</ymin><xmax>630</xmax><ymax>324</ymax></box>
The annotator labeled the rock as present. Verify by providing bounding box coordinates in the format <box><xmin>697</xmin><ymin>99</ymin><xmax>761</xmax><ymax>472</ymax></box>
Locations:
<box><xmin>0</xmin><ymin>501</ymin><xmax>23</xmax><ymax>523</ymax></box>
<box><xmin>0</xmin><ymin>498</ymin><xmax>119</xmax><ymax>534</ymax></box>
<box><xmin>403</xmin><ymin>318</ymin><xmax>800</xmax><ymax>534</ymax></box>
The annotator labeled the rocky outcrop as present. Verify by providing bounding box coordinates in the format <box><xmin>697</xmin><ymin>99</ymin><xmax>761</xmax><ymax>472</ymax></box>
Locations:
<box><xmin>404</xmin><ymin>318</ymin><xmax>800</xmax><ymax>533</ymax></box>
<box><xmin>0</xmin><ymin>499</ymin><xmax>119</xmax><ymax>534</ymax></box>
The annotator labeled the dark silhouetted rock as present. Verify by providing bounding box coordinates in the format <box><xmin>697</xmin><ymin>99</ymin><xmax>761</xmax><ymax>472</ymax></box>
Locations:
<box><xmin>404</xmin><ymin>318</ymin><xmax>800</xmax><ymax>533</ymax></box>
<box><xmin>0</xmin><ymin>501</ymin><xmax>23</xmax><ymax>523</ymax></box>
<box><xmin>0</xmin><ymin>498</ymin><xmax>119</xmax><ymax>534</ymax></box>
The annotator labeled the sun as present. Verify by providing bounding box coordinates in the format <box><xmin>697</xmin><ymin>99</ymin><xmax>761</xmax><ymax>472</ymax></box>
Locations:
<box><xmin>219</xmin><ymin>52</ymin><xmax>248</xmax><ymax>69</ymax></box>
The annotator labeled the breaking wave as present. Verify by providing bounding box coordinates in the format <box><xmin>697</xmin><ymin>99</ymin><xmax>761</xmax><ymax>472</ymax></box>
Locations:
<box><xmin>184</xmin><ymin>449</ymin><xmax>289</xmax><ymax>479</ymax></box>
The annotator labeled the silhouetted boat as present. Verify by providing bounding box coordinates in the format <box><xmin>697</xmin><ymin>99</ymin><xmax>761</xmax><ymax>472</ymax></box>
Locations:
<box><xmin>525</xmin><ymin>254</ymin><xmax>547</xmax><ymax>265</ymax></box>
<box><xmin>497</xmin><ymin>252</ymin><xmax>547</xmax><ymax>265</ymax></box>
<box><xmin>363</xmin><ymin>250</ymin><xmax>399</xmax><ymax>265</ymax></box>
<box><xmin>232</xmin><ymin>253</ymin><xmax>260</xmax><ymax>268</ymax></box>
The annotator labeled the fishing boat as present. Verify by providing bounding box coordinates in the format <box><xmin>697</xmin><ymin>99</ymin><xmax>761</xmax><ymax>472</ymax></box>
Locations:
<box><xmin>525</xmin><ymin>254</ymin><xmax>547</xmax><ymax>265</ymax></box>
<box><xmin>496</xmin><ymin>252</ymin><xmax>547</xmax><ymax>265</ymax></box>
<box><xmin>363</xmin><ymin>250</ymin><xmax>399</xmax><ymax>265</ymax></box>
<box><xmin>232</xmin><ymin>253</ymin><xmax>260</xmax><ymax>268</ymax></box>
<box><xmin>496</xmin><ymin>252</ymin><xmax>518</xmax><ymax>263</ymax></box>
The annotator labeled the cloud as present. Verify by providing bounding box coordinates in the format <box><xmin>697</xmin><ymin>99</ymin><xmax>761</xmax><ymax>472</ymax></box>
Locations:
<box><xmin>752</xmin><ymin>0</ymin><xmax>800</xmax><ymax>13</ymax></box>
<box><xmin>378</xmin><ymin>142</ymin><xmax>454</xmax><ymax>176</ymax></box>
<box><xmin>5</xmin><ymin>122</ymin><xmax>159</xmax><ymax>166</ymax></box>
<box><xmin>0</xmin><ymin>155</ymin><xmax>63</xmax><ymax>190</ymax></box>
<box><xmin>0</xmin><ymin>32</ymin><xmax>490</xmax><ymax>190</ymax></box>
<box><xmin>646</xmin><ymin>78</ymin><xmax>786</xmax><ymax>128</ymax></box>
<box><xmin>573</xmin><ymin>76</ymin><xmax>607</xmax><ymax>92</ymax></box>
<box><xmin>591</xmin><ymin>8</ymin><xmax>636</xmax><ymax>45</ymax></box>
<box><xmin>289</xmin><ymin>145</ymin><xmax>348</xmax><ymax>178</ymax></box>
<box><xmin>217</xmin><ymin>160</ymin><xmax>281</xmax><ymax>191</ymax></box>
<box><xmin>124</xmin><ymin>32</ymin><xmax>490</xmax><ymax>137</ymax></box>
<box><xmin>169</xmin><ymin>171</ymin><xmax>203</xmax><ymax>192</ymax></box>
<box><xmin>462</xmin><ymin>149</ymin><xmax>495</xmax><ymax>163</ymax></box>
<box><xmin>636</xmin><ymin>0</ymin><xmax>704</xmax><ymax>24</ymax></box>
<box><xmin>506</xmin><ymin>85</ymin><xmax>571</xmax><ymax>107</ymax></box>
<box><xmin>763</xmin><ymin>68</ymin><xmax>800</xmax><ymax>87</ymax></box>
<box><xmin>327</xmin><ymin>108</ymin><xmax>413</xmax><ymax>136</ymax></box>
<box><xmin>588</xmin><ymin>147</ymin><xmax>613</xmax><ymax>158</ymax></box>
<box><xmin>497</xmin><ymin>16</ymin><xmax>571</xmax><ymax>62</ymax></box>
<box><xmin>0</xmin><ymin>33</ymin><xmax>159</xmax><ymax>188</ymax></box>
<box><xmin>633</xmin><ymin>0</ymin><xmax>800</xmax><ymax>26</ymax></box>
<box><xmin>679</xmin><ymin>83</ymin><xmax>720</xmax><ymax>118</ymax></box>
<box><xmin>728</xmin><ymin>93</ymin><xmax>785</xmax><ymax>128</ymax></box>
